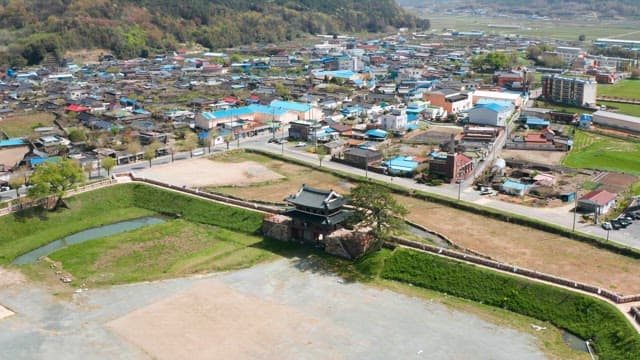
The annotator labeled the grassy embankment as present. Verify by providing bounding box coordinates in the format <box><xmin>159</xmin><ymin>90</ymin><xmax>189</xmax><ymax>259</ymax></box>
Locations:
<box><xmin>598</xmin><ymin>80</ymin><xmax>640</xmax><ymax>101</ymax></box>
<box><xmin>356</xmin><ymin>248</ymin><xmax>640</xmax><ymax>360</ymax></box>
<box><xmin>0</xmin><ymin>183</ymin><xmax>273</xmax><ymax>282</ymax></box>
<box><xmin>563</xmin><ymin>129</ymin><xmax>640</xmax><ymax>175</ymax></box>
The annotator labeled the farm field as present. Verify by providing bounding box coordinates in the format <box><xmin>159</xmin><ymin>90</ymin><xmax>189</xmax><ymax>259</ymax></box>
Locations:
<box><xmin>424</xmin><ymin>14</ymin><xmax>640</xmax><ymax>41</ymax></box>
<box><xmin>209</xmin><ymin>151</ymin><xmax>640</xmax><ymax>294</ymax></box>
<box><xmin>563</xmin><ymin>129</ymin><xmax>640</xmax><ymax>175</ymax></box>
<box><xmin>0</xmin><ymin>112</ymin><xmax>56</xmax><ymax>137</ymax></box>
<box><xmin>598</xmin><ymin>80</ymin><xmax>640</xmax><ymax>100</ymax></box>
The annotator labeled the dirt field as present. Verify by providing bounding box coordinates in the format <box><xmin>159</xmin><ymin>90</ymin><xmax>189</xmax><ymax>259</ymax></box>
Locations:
<box><xmin>159</xmin><ymin>153</ymin><xmax>640</xmax><ymax>294</ymax></box>
<box><xmin>400</xmin><ymin>196</ymin><xmax>640</xmax><ymax>295</ymax></box>
<box><xmin>406</xmin><ymin>126</ymin><xmax>462</xmax><ymax>144</ymax></box>
<box><xmin>211</xmin><ymin>158</ymin><xmax>355</xmax><ymax>202</ymax></box>
<box><xmin>598</xmin><ymin>172</ymin><xmax>638</xmax><ymax>193</ymax></box>
<box><xmin>0</xmin><ymin>146</ymin><xmax>30</xmax><ymax>170</ymax></box>
<box><xmin>137</xmin><ymin>158</ymin><xmax>284</xmax><ymax>187</ymax></box>
<box><xmin>0</xmin><ymin>260</ymin><xmax>553</xmax><ymax>360</ymax></box>
<box><xmin>106</xmin><ymin>260</ymin><xmax>547</xmax><ymax>360</ymax></box>
<box><xmin>501</xmin><ymin>150</ymin><xmax>567</xmax><ymax>167</ymax></box>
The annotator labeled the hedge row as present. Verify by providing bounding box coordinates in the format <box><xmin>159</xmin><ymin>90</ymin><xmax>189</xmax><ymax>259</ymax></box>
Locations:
<box><xmin>130</xmin><ymin>183</ymin><xmax>264</xmax><ymax>234</ymax></box>
<box><xmin>380</xmin><ymin>249</ymin><xmax>640</xmax><ymax>360</ymax></box>
<box><xmin>246</xmin><ymin>148</ymin><xmax>640</xmax><ymax>260</ymax></box>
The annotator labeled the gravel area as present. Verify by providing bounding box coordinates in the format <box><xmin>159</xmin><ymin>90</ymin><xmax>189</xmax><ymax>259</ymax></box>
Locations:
<box><xmin>0</xmin><ymin>260</ymin><xmax>547</xmax><ymax>360</ymax></box>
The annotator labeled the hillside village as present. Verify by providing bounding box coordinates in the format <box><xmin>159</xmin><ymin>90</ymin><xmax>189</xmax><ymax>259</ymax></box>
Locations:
<box><xmin>2</xmin><ymin>2</ymin><xmax>640</xmax><ymax>359</ymax></box>
<box><xmin>2</xmin><ymin>29</ymin><xmax>640</xmax><ymax>230</ymax></box>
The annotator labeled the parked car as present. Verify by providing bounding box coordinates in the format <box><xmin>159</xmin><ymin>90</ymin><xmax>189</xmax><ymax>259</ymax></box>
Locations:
<box><xmin>295</xmin><ymin>142</ymin><xmax>307</xmax><ymax>147</ymax></box>
<box><xmin>632</xmin><ymin>212</ymin><xmax>640</xmax><ymax>220</ymax></box>
<box><xmin>618</xmin><ymin>218</ymin><xmax>632</xmax><ymax>228</ymax></box>
<box><xmin>0</xmin><ymin>185</ymin><xmax>10</xmax><ymax>192</ymax></box>
<box><xmin>610</xmin><ymin>219</ymin><xmax>622</xmax><ymax>230</ymax></box>
<box><xmin>601</xmin><ymin>222</ymin><xmax>613</xmax><ymax>230</ymax></box>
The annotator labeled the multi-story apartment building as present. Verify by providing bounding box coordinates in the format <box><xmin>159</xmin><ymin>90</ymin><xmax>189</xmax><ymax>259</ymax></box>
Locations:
<box><xmin>541</xmin><ymin>74</ymin><xmax>597</xmax><ymax>107</ymax></box>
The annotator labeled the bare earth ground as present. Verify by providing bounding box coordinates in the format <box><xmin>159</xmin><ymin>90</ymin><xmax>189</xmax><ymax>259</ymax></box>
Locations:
<box><xmin>0</xmin><ymin>146</ymin><xmax>30</xmax><ymax>170</ymax></box>
<box><xmin>203</xmin><ymin>154</ymin><xmax>640</xmax><ymax>295</ymax></box>
<box><xmin>211</xmin><ymin>160</ymin><xmax>355</xmax><ymax>203</ymax></box>
<box><xmin>400</xmin><ymin>196</ymin><xmax>640</xmax><ymax>295</ymax></box>
<box><xmin>136</xmin><ymin>158</ymin><xmax>283</xmax><ymax>187</ymax></box>
<box><xmin>0</xmin><ymin>267</ymin><xmax>24</xmax><ymax>320</ymax></box>
<box><xmin>0</xmin><ymin>260</ymin><xmax>548</xmax><ymax>360</ymax></box>
<box><xmin>501</xmin><ymin>150</ymin><xmax>567</xmax><ymax>167</ymax></box>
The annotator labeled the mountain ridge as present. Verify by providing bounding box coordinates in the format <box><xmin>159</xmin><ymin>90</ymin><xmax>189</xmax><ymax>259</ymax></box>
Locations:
<box><xmin>0</xmin><ymin>0</ymin><xmax>429</xmax><ymax>67</ymax></box>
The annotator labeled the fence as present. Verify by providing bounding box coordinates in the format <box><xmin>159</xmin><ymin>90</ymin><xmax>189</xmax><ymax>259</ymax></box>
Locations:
<box><xmin>387</xmin><ymin>237</ymin><xmax>640</xmax><ymax>304</ymax></box>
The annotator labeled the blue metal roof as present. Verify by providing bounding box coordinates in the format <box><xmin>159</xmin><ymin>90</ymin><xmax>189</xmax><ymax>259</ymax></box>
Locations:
<box><xmin>202</xmin><ymin>105</ymin><xmax>288</xmax><ymax>120</ymax></box>
<box><xmin>30</xmin><ymin>156</ymin><xmax>61</xmax><ymax>167</ymax></box>
<box><xmin>270</xmin><ymin>100</ymin><xmax>312</xmax><ymax>113</ymax></box>
<box><xmin>383</xmin><ymin>156</ymin><xmax>419</xmax><ymax>172</ymax></box>
<box><xmin>580</xmin><ymin>114</ymin><xmax>593</xmax><ymax>121</ymax></box>
<box><xmin>313</xmin><ymin>70</ymin><xmax>356</xmax><ymax>79</ymax></box>
<box><xmin>0</xmin><ymin>139</ymin><xmax>26</xmax><ymax>147</ymax></box>
<box><xmin>365</xmin><ymin>129</ymin><xmax>388</xmax><ymax>138</ymax></box>
<box><xmin>526</xmin><ymin>117</ymin><xmax>550</xmax><ymax>126</ymax></box>
<box><xmin>474</xmin><ymin>103</ymin><xmax>509</xmax><ymax>113</ymax></box>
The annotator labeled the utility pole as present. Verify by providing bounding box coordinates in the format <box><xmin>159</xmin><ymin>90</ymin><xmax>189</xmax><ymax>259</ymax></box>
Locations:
<box><xmin>572</xmin><ymin>185</ymin><xmax>580</xmax><ymax>232</ymax></box>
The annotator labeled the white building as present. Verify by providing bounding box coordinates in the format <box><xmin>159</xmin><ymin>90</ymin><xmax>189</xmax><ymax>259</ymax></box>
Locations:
<box><xmin>592</xmin><ymin>110</ymin><xmax>640</xmax><ymax>133</ymax></box>
<box><xmin>379</xmin><ymin>108</ymin><xmax>408</xmax><ymax>130</ymax></box>
<box><xmin>472</xmin><ymin>90</ymin><xmax>524</xmax><ymax>108</ymax></box>
<box><xmin>468</xmin><ymin>102</ymin><xmax>515</xmax><ymax>127</ymax></box>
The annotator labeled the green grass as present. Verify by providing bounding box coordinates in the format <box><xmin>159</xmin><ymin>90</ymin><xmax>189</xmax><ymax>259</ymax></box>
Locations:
<box><xmin>599</xmin><ymin>101</ymin><xmax>640</xmax><ymax>117</ymax></box>
<box><xmin>598</xmin><ymin>80</ymin><xmax>640</xmax><ymax>101</ymax></box>
<box><xmin>563</xmin><ymin>129</ymin><xmax>640</xmax><ymax>175</ymax></box>
<box><xmin>48</xmin><ymin>220</ymin><xmax>275</xmax><ymax>286</ymax></box>
<box><xmin>368</xmin><ymin>248</ymin><xmax>640</xmax><ymax>360</ymax></box>
<box><xmin>0</xmin><ymin>183</ymin><xmax>264</xmax><ymax>264</ymax></box>
<box><xmin>0</xmin><ymin>112</ymin><xmax>56</xmax><ymax>137</ymax></box>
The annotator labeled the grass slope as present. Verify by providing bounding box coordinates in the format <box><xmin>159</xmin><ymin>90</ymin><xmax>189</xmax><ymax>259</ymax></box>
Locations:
<box><xmin>49</xmin><ymin>220</ymin><xmax>275</xmax><ymax>286</ymax></box>
<box><xmin>563</xmin><ymin>129</ymin><xmax>640</xmax><ymax>175</ymax></box>
<box><xmin>598</xmin><ymin>80</ymin><xmax>640</xmax><ymax>101</ymax></box>
<box><xmin>368</xmin><ymin>248</ymin><xmax>640</xmax><ymax>360</ymax></box>
<box><xmin>599</xmin><ymin>101</ymin><xmax>640</xmax><ymax>117</ymax></box>
<box><xmin>0</xmin><ymin>183</ymin><xmax>264</xmax><ymax>264</ymax></box>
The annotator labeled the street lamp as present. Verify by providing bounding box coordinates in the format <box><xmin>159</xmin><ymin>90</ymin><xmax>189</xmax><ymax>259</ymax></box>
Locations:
<box><xmin>606</xmin><ymin>229</ymin><xmax>610</xmax><ymax>241</ymax></box>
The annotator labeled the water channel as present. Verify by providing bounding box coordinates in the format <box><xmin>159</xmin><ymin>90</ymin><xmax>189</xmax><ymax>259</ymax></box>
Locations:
<box><xmin>13</xmin><ymin>217</ymin><xmax>165</xmax><ymax>265</ymax></box>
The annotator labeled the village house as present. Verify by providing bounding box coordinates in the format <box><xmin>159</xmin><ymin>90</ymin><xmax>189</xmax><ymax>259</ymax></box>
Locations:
<box><xmin>578</xmin><ymin>189</ymin><xmax>617</xmax><ymax>217</ymax></box>
<box><xmin>423</xmin><ymin>88</ymin><xmax>472</xmax><ymax>114</ymax></box>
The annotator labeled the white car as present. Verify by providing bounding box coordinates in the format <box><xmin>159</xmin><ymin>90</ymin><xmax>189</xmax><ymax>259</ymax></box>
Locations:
<box><xmin>295</xmin><ymin>142</ymin><xmax>307</xmax><ymax>147</ymax></box>
<box><xmin>601</xmin><ymin>222</ymin><xmax>612</xmax><ymax>230</ymax></box>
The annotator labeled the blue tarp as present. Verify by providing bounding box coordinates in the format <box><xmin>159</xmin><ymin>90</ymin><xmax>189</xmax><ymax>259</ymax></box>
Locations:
<box><xmin>0</xmin><ymin>139</ymin><xmax>26</xmax><ymax>148</ymax></box>
<box><xmin>30</xmin><ymin>156</ymin><xmax>61</xmax><ymax>167</ymax></box>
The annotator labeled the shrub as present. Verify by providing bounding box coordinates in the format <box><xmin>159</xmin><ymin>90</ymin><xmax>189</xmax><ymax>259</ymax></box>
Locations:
<box><xmin>131</xmin><ymin>183</ymin><xmax>264</xmax><ymax>234</ymax></box>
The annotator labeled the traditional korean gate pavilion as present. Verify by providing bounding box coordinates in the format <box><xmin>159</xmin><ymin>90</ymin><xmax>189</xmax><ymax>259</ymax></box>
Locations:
<box><xmin>283</xmin><ymin>185</ymin><xmax>352</xmax><ymax>244</ymax></box>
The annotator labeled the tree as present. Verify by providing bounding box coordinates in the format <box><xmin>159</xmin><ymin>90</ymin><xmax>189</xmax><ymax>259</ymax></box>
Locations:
<box><xmin>579</xmin><ymin>34</ymin><xmax>586</xmax><ymax>42</ymax></box>
<box><xmin>223</xmin><ymin>134</ymin><xmax>235</xmax><ymax>150</ymax></box>
<box><xmin>349</xmin><ymin>183</ymin><xmax>408</xmax><ymax>248</ymax></box>
<box><xmin>68</xmin><ymin>128</ymin><xmax>87</xmax><ymax>143</ymax></box>
<box><xmin>8</xmin><ymin>175</ymin><xmax>26</xmax><ymax>203</ymax></box>
<box><xmin>275</xmin><ymin>82</ymin><xmax>290</xmax><ymax>100</ymax></box>
<box><xmin>630</xmin><ymin>68</ymin><xmax>640</xmax><ymax>80</ymax></box>
<box><xmin>101</xmin><ymin>157</ymin><xmax>116</xmax><ymax>176</ymax></box>
<box><xmin>183</xmin><ymin>133</ymin><xmax>198</xmax><ymax>157</ymax></box>
<box><xmin>28</xmin><ymin>159</ymin><xmax>85</xmax><ymax>210</ymax></box>
<box><xmin>144</xmin><ymin>142</ymin><xmax>161</xmax><ymax>167</ymax></box>
<box><xmin>83</xmin><ymin>161</ymin><xmax>94</xmax><ymax>180</ymax></box>
<box><xmin>316</xmin><ymin>146</ymin><xmax>327</xmax><ymax>168</ymax></box>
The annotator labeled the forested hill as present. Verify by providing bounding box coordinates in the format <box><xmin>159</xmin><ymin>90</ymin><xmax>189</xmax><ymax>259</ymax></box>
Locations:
<box><xmin>0</xmin><ymin>0</ymin><xmax>429</xmax><ymax>67</ymax></box>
